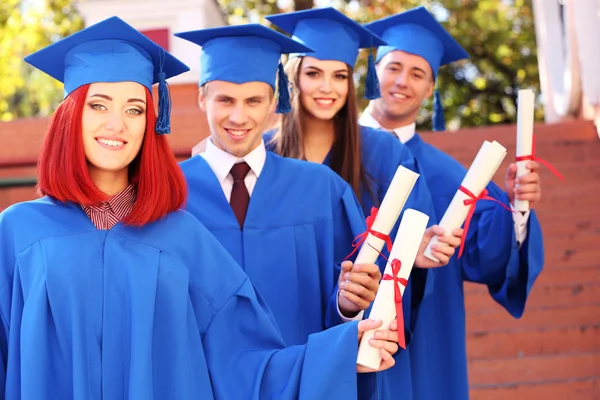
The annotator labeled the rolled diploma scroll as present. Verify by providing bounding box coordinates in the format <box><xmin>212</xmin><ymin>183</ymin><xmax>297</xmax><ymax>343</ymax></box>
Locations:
<box><xmin>423</xmin><ymin>140</ymin><xmax>508</xmax><ymax>263</ymax></box>
<box><xmin>356</xmin><ymin>209</ymin><xmax>430</xmax><ymax>370</ymax></box>
<box><xmin>515</xmin><ymin>89</ymin><xmax>535</xmax><ymax>211</ymax></box>
<box><xmin>354</xmin><ymin>165</ymin><xmax>420</xmax><ymax>265</ymax></box>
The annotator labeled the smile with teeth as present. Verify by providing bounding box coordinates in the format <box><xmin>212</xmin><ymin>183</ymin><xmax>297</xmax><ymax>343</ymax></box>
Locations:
<box><xmin>314</xmin><ymin>98</ymin><xmax>335</xmax><ymax>107</ymax></box>
<box><xmin>225</xmin><ymin>128</ymin><xmax>251</xmax><ymax>137</ymax></box>
<box><xmin>96</xmin><ymin>138</ymin><xmax>125</xmax><ymax>147</ymax></box>
<box><xmin>392</xmin><ymin>93</ymin><xmax>409</xmax><ymax>100</ymax></box>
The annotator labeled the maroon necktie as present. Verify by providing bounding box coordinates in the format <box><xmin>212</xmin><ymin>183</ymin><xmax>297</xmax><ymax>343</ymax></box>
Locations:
<box><xmin>229</xmin><ymin>162</ymin><xmax>251</xmax><ymax>228</ymax></box>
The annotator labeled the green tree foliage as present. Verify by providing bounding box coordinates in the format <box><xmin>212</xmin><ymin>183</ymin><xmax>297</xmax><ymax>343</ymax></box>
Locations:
<box><xmin>0</xmin><ymin>0</ymin><xmax>84</xmax><ymax>121</ymax></box>
<box><xmin>216</xmin><ymin>0</ymin><xmax>542</xmax><ymax>129</ymax></box>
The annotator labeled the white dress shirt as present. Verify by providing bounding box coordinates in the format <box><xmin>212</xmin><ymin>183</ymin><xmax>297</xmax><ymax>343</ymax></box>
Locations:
<box><xmin>201</xmin><ymin>138</ymin><xmax>359</xmax><ymax>321</ymax></box>
<box><xmin>359</xmin><ymin>110</ymin><xmax>530</xmax><ymax>246</ymax></box>
<box><xmin>201</xmin><ymin>138</ymin><xmax>266</xmax><ymax>200</ymax></box>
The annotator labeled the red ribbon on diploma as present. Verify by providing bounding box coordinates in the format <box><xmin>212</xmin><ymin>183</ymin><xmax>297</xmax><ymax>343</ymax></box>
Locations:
<box><xmin>382</xmin><ymin>258</ymin><xmax>408</xmax><ymax>349</ymax></box>
<box><xmin>515</xmin><ymin>136</ymin><xmax>564</xmax><ymax>180</ymax></box>
<box><xmin>345</xmin><ymin>207</ymin><xmax>392</xmax><ymax>260</ymax></box>
<box><xmin>458</xmin><ymin>186</ymin><xmax>514</xmax><ymax>259</ymax></box>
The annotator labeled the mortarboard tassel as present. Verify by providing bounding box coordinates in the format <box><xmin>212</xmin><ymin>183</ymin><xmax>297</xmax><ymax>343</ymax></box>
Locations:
<box><xmin>276</xmin><ymin>61</ymin><xmax>292</xmax><ymax>114</ymax></box>
<box><xmin>155</xmin><ymin>49</ymin><xmax>172</xmax><ymax>134</ymax></box>
<box><xmin>364</xmin><ymin>50</ymin><xmax>381</xmax><ymax>100</ymax></box>
<box><xmin>433</xmin><ymin>88</ymin><xmax>446</xmax><ymax>131</ymax></box>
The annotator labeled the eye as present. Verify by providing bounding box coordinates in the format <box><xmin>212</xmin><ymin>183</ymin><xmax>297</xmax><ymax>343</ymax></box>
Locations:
<box><xmin>126</xmin><ymin>108</ymin><xmax>143</xmax><ymax>115</ymax></box>
<box><xmin>412</xmin><ymin>73</ymin><xmax>424</xmax><ymax>80</ymax></box>
<box><xmin>89</xmin><ymin>103</ymin><xmax>107</xmax><ymax>111</ymax></box>
<box><xmin>386</xmin><ymin>66</ymin><xmax>400</xmax><ymax>73</ymax></box>
<box><xmin>336</xmin><ymin>74</ymin><xmax>348</xmax><ymax>80</ymax></box>
<box><xmin>306</xmin><ymin>71</ymin><xmax>319</xmax><ymax>77</ymax></box>
<box><xmin>248</xmin><ymin>99</ymin><xmax>261</xmax><ymax>105</ymax></box>
<box><xmin>219</xmin><ymin>98</ymin><xmax>232</xmax><ymax>103</ymax></box>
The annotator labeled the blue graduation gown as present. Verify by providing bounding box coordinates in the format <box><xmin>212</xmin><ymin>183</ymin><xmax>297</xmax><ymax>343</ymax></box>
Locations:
<box><xmin>266</xmin><ymin>127</ymin><xmax>439</xmax><ymax>400</ymax></box>
<box><xmin>180</xmin><ymin>151</ymin><xmax>367</xmax><ymax>347</ymax></box>
<box><xmin>405</xmin><ymin>133</ymin><xmax>544</xmax><ymax>400</ymax></box>
<box><xmin>0</xmin><ymin>197</ymin><xmax>365</xmax><ymax>400</ymax></box>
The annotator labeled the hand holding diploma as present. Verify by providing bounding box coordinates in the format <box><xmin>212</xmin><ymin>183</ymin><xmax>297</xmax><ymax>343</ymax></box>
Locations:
<box><xmin>414</xmin><ymin>226</ymin><xmax>463</xmax><ymax>268</ymax></box>
<box><xmin>424</xmin><ymin>140</ymin><xmax>510</xmax><ymax>262</ymax></box>
<box><xmin>505</xmin><ymin>161</ymin><xmax>542</xmax><ymax>209</ymax></box>
<box><xmin>509</xmin><ymin>88</ymin><xmax>562</xmax><ymax>211</ymax></box>
<box><xmin>510</xmin><ymin>89</ymin><xmax>543</xmax><ymax>210</ymax></box>
<box><xmin>338</xmin><ymin>261</ymin><xmax>382</xmax><ymax>317</ymax></box>
<box><xmin>356</xmin><ymin>319</ymin><xmax>400</xmax><ymax>373</ymax></box>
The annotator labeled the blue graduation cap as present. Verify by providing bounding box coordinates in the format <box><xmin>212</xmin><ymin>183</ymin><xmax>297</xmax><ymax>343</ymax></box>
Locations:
<box><xmin>266</xmin><ymin>7</ymin><xmax>387</xmax><ymax>100</ymax></box>
<box><xmin>24</xmin><ymin>16</ymin><xmax>189</xmax><ymax>134</ymax></box>
<box><xmin>174</xmin><ymin>24</ymin><xmax>312</xmax><ymax>114</ymax></box>
<box><xmin>364</xmin><ymin>6</ymin><xmax>469</xmax><ymax>131</ymax></box>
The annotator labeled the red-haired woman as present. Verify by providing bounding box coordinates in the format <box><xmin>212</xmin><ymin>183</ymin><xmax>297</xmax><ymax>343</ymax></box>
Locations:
<box><xmin>0</xmin><ymin>16</ymin><xmax>400</xmax><ymax>400</ymax></box>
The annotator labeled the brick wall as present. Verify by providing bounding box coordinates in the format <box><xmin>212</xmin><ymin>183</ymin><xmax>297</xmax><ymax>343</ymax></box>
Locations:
<box><xmin>422</xmin><ymin>122</ymin><xmax>600</xmax><ymax>399</ymax></box>
<box><xmin>0</xmin><ymin>83</ymin><xmax>598</xmax><ymax>398</ymax></box>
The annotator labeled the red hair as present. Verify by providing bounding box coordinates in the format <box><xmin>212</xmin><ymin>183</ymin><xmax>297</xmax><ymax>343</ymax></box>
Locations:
<box><xmin>37</xmin><ymin>84</ymin><xmax>187</xmax><ymax>226</ymax></box>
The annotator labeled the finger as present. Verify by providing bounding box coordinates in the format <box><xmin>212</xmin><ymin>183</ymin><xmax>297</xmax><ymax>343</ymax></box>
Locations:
<box><xmin>340</xmin><ymin>281</ymin><xmax>376</xmax><ymax>303</ymax></box>
<box><xmin>353</xmin><ymin>263</ymin><xmax>382</xmax><ymax>278</ymax></box>
<box><xmin>374</xmin><ymin>329</ymin><xmax>399</xmax><ymax>343</ymax></box>
<box><xmin>347</xmin><ymin>278</ymin><xmax>379</xmax><ymax>296</ymax></box>
<box><xmin>516</xmin><ymin>173</ymin><xmax>540</xmax><ymax>185</ymax></box>
<box><xmin>358</xmin><ymin>319</ymin><xmax>383</xmax><ymax>333</ymax></box>
<box><xmin>452</xmin><ymin>228</ymin><xmax>464</xmax><ymax>238</ymax></box>
<box><xmin>437</xmin><ymin>235</ymin><xmax>462</xmax><ymax>248</ymax></box>
<box><xmin>430</xmin><ymin>250</ymin><xmax>450</xmax><ymax>265</ymax></box>
<box><xmin>379</xmin><ymin>347</ymin><xmax>395</xmax><ymax>369</ymax></box>
<box><xmin>431</xmin><ymin>244</ymin><xmax>456</xmax><ymax>258</ymax></box>
<box><xmin>369</xmin><ymin>338</ymin><xmax>399</xmax><ymax>356</ymax></box>
<box><xmin>343</xmin><ymin>272</ymin><xmax>380</xmax><ymax>292</ymax></box>
<box><xmin>506</xmin><ymin>163</ymin><xmax>517</xmax><ymax>179</ymax></box>
<box><xmin>526</xmin><ymin>161</ymin><xmax>540</xmax><ymax>171</ymax></box>
<box><xmin>514</xmin><ymin>183</ymin><xmax>540</xmax><ymax>195</ymax></box>
<box><xmin>515</xmin><ymin>192</ymin><xmax>542</xmax><ymax>202</ymax></box>
<box><xmin>432</xmin><ymin>225</ymin><xmax>445</xmax><ymax>236</ymax></box>
<box><xmin>340</xmin><ymin>289</ymin><xmax>372</xmax><ymax>309</ymax></box>
<box><xmin>389</xmin><ymin>320</ymin><xmax>398</xmax><ymax>331</ymax></box>
<box><xmin>383</xmin><ymin>340</ymin><xmax>399</xmax><ymax>355</ymax></box>
<box><xmin>338</xmin><ymin>262</ymin><xmax>353</xmax><ymax>284</ymax></box>
<box><xmin>341</xmin><ymin>260</ymin><xmax>354</xmax><ymax>273</ymax></box>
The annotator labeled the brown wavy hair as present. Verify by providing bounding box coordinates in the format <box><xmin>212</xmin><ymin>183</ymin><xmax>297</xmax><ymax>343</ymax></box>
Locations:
<box><xmin>270</xmin><ymin>56</ymin><xmax>372</xmax><ymax>202</ymax></box>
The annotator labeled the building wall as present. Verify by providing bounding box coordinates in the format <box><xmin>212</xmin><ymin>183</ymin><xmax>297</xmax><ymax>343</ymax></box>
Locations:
<box><xmin>75</xmin><ymin>0</ymin><xmax>226</xmax><ymax>86</ymax></box>
<box><xmin>0</xmin><ymin>82</ymin><xmax>598</xmax><ymax>398</ymax></box>
<box><xmin>533</xmin><ymin>0</ymin><xmax>600</xmax><ymax>136</ymax></box>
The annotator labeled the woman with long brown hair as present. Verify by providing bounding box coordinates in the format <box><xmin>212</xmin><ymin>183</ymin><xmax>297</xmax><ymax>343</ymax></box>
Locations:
<box><xmin>266</xmin><ymin>7</ymin><xmax>464</xmax><ymax>400</ymax></box>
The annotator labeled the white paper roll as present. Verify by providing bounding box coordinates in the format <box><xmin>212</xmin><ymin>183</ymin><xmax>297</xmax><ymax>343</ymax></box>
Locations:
<box><xmin>356</xmin><ymin>209</ymin><xmax>430</xmax><ymax>370</ymax></box>
<box><xmin>424</xmin><ymin>140</ymin><xmax>507</xmax><ymax>262</ymax></box>
<box><xmin>353</xmin><ymin>165</ymin><xmax>420</xmax><ymax>266</ymax></box>
<box><xmin>515</xmin><ymin>89</ymin><xmax>535</xmax><ymax>212</ymax></box>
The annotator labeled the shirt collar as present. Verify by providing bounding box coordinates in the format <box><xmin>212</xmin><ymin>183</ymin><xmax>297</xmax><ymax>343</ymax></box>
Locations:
<box><xmin>358</xmin><ymin>110</ymin><xmax>417</xmax><ymax>144</ymax></box>
<box><xmin>202</xmin><ymin>137</ymin><xmax>266</xmax><ymax>183</ymax></box>
<box><xmin>86</xmin><ymin>184</ymin><xmax>136</xmax><ymax>217</ymax></box>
